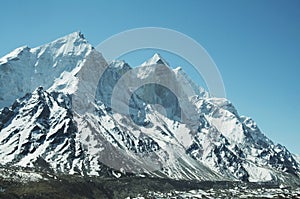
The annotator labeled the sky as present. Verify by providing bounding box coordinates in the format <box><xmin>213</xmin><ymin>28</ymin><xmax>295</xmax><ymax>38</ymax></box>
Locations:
<box><xmin>0</xmin><ymin>0</ymin><xmax>299</xmax><ymax>154</ymax></box>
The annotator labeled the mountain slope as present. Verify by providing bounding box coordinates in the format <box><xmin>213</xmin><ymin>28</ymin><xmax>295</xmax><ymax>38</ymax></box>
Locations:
<box><xmin>0</xmin><ymin>32</ymin><xmax>92</xmax><ymax>108</ymax></box>
<box><xmin>0</xmin><ymin>32</ymin><xmax>299</xmax><ymax>185</ymax></box>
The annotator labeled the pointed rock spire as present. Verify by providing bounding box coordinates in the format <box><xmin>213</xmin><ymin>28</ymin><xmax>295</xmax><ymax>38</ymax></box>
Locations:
<box><xmin>142</xmin><ymin>53</ymin><xmax>169</xmax><ymax>66</ymax></box>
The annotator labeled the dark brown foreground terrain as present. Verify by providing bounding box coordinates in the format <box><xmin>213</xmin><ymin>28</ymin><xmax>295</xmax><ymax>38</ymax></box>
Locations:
<box><xmin>0</xmin><ymin>174</ymin><xmax>299</xmax><ymax>198</ymax></box>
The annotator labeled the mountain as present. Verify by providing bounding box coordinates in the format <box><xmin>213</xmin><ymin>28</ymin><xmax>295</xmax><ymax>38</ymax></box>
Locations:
<box><xmin>295</xmin><ymin>154</ymin><xmax>300</xmax><ymax>165</ymax></box>
<box><xmin>0</xmin><ymin>32</ymin><xmax>299</xmax><ymax>187</ymax></box>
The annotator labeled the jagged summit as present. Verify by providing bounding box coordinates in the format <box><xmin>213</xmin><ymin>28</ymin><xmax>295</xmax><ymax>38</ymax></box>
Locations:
<box><xmin>56</xmin><ymin>31</ymin><xmax>85</xmax><ymax>40</ymax></box>
<box><xmin>31</xmin><ymin>31</ymin><xmax>92</xmax><ymax>56</ymax></box>
<box><xmin>77</xmin><ymin>31</ymin><xmax>85</xmax><ymax>39</ymax></box>
<box><xmin>47</xmin><ymin>31</ymin><xmax>87</xmax><ymax>44</ymax></box>
<box><xmin>142</xmin><ymin>53</ymin><xmax>170</xmax><ymax>66</ymax></box>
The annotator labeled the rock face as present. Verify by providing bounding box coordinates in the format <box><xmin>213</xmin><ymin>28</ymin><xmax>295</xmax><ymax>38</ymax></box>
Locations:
<box><xmin>0</xmin><ymin>32</ymin><xmax>299</xmax><ymax>185</ymax></box>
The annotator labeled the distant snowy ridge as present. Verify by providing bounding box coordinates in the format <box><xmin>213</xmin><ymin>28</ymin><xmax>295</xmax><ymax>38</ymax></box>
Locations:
<box><xmin>0</xmin><ymin>32</ymin><xmax>299</xmax><ymax>185</ymax></box>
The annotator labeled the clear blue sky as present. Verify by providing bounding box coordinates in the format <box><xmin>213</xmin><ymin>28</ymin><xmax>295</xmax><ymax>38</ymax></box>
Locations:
<box><xmin>0</xmin><ymin>0</ymin><xmax>299</xmax><ymax>154</ymax></box>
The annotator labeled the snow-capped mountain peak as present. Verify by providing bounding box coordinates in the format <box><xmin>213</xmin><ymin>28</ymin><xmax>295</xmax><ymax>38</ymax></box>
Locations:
<box><xmin>142</xmin><ymin>53</ymin><xmax>169</xmax><ymax>66</ymax></box>
<box><xmin>0</xmin><ymin>31</ymin><xmax>95</xmax><ymax>108</ymax></box>
<box><xmin>30</xmin><ymin>31</ymin><xmax>92</xmax><ymax>62</ymax></box>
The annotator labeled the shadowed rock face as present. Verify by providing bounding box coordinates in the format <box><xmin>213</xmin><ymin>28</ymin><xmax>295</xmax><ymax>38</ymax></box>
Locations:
<box><xmin>129</xmin><ymin>83</ymin><xmax>181</xmax><ymax>125</ymax></box>
<box><xmin>96</xmin><ymin>60</ymin><xmax>131</xmax><ymax>108</ymax></box>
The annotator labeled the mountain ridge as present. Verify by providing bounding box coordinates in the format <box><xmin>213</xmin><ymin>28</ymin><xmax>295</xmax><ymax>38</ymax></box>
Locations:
<box><xmin>0</xmin><ymin>32</ymin><xmax>299</xmax><ymax>186</ymax></box>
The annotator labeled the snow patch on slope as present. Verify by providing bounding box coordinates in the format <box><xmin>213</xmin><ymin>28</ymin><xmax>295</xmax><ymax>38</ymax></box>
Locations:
<box><xmin>294</xmin><ymin>154</ymin><xmax>300</xmax><ymax>164</ymax></box>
